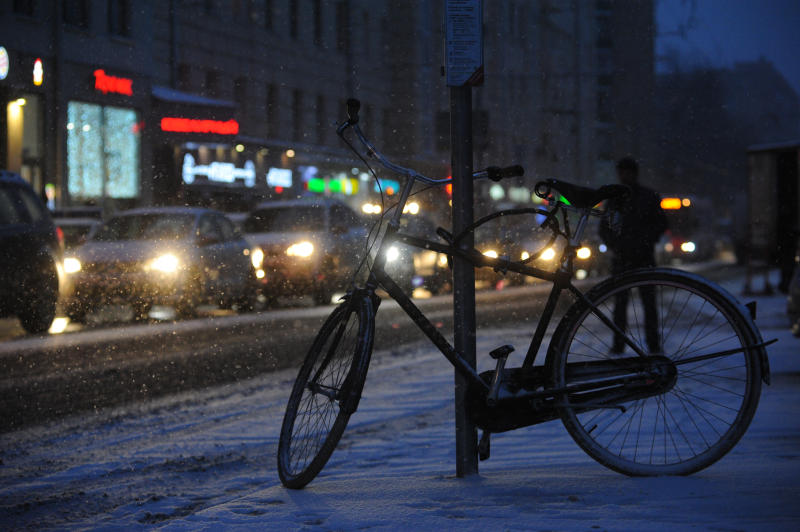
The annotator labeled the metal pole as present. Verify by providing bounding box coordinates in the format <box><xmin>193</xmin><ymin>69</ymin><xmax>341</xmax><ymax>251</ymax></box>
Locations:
<box><xmin>450</xmin><ymin>84</ymin><xmax>478</xmax><ymax>477</ymax></box>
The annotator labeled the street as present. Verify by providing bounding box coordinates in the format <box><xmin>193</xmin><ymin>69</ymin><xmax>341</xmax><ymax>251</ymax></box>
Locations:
<box><xmin>0</xmin><ymin>267</ymin><xmax>796</xmax><ymax>530</ymax></box>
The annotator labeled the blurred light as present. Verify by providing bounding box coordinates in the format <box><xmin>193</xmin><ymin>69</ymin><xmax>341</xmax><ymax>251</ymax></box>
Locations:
<box><xmin>148</xmin><ymin>253</ymin><xmax>180</xmax><ymax>273</ymax></box>
<box><xmin>287</xmin><ymin>241</ymin><xmax>314</xmax><ymax>257</ymax></box>
<box><xmin>403</xmin><ymin>201</ymin><xmax>419</xmax><ymax>214</ymax></box>
<box><xmin>250</xmin><ymin>247</ymin><xmax>264</xmax><ymax>269</ymax></box>
<box><xmin>599</xmin><ymin>244</ymin><xmax>607</xmax><ymax>253</ymax></box>
<box><xmin>49</xmin><ymin>317</ymin><xmax>69</xmax><ymax>334</ymax></box>
<box><xmin>682</xmin><ymin>198</ymin><xmax>692</xmax><ymax>207</ymax></box>
<box><xmin>33</xmin><ymin>58</ymin><xmax>43</xmax><ymax>86</ymax></box>
<box><xmin>235</xmin><ymin>144</ymin><xmax>245</xmax><ymax>152</ymax></box>
<box><xmin>82</xmin><ymin>124</ymin><xmax>91</xmax><ymax>132</ymax></box>
<box><xmin>386</xmin><ymin>246</ymin><xmax>400</xmax><ymax>262</ymax></box>
<box><xmin>520</xmin><ymin>251</ymin><xmax>530</xmax><ymax>261</ymax></box>
<box><xmin>661</xmin><ymin>198</ymin><xmax>682</xmax><ymax>210</ymax></box>
<box><xmin>362</xmin><ymin>203</ymin><xmax>381</xmax><ymax>214</ymax></box>
<box><xmin>66</xmin><ymin>123</ymin><xmax>74</xmax><ymax>130</ymax></box>
<box><xmin>483</xmin><ymin>249</ymin><xmax>498</xmax><ymax>259</ymax></box>
<box><xmin>285</xmin><ymin>149</ymin><xmax>296</xmax><ymax>158</ymax></box>
<box><xmin>256</xmin><ymin>269</ymin><xmax>265</xmax><ymax>279</ymax></box>
<box><xmin>576</xmin><ymin>246</ymin><xmax>591</xmax><ymax>260</ymax></box>
<box><xmin>14</xmin><ymin>98</ymin><xmax>26</xmax><ymax>106</ymax></box>
<box><xmin>664</xmin><ymin>242</ymin><xmax>674</xmax><ymax>252</ymax></box>
<box><xmin>489</xmin><ymin>184</ymin><xmax>505</xmax><ymax>200</ymax></box>
<box><xmin>437</xmin><ymin>254</ymin><xmax>449</xmax><ymax>267</ymax></box>
<box><xmin>575</xmin><ymin>269</ymin><xmax>588</xmax><ymax>280</ymax></box>
<box><xmin>541</xmin><ymin>248</ymin><xmax>556</xmax><ymax>261</ymax></box>
<box><xmin>681</xmin><ymin>241</ymin><xmax>696</xmax><ymax>253</ymax></box>
<box><xmin>63</xmin><ymin>257</ymin><xmax>82</xmax><ymax>274</ymax></box>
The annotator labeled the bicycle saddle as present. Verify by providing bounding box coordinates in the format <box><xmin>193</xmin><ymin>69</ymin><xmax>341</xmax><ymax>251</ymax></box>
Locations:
<box><xmin>536</xmin><ymin>179</ymin><xmax>629</xmax><ymax>209</ymax></box>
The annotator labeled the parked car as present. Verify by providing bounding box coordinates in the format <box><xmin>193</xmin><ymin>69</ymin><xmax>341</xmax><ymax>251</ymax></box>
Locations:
<box><xmin>52</xmin><ymin>207</ymin><xmax>103</xmax><ymax>249</ymax></box>
<box><xmin>0</xmin><ymin>171</ymin><xmax>63</xmax><ymax>333</ymax></box>
<box><xmin>242</xmin><ymin>198</ymin><xmax>368</xmax><ymax>305</ymax></box>
<box><xmin>394</xmin><ymin>215</ymin><xmax>451</xmax><ymax>295</ymax></box>
<box><xmin>62</xmin><ymin>207</ymin><xmax>260</xmax><ymax>321</ymax></box>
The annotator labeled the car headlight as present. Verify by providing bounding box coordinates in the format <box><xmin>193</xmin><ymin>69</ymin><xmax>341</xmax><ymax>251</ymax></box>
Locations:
<box><xmin>576</xmin><ymin>246</ymin><xmax>591</xmax><ymax>260</ymax></box>
<box><xmin>386</xmin><ymin>246</ymin><xmax>400</xmax><ymax>262</ymax></box>
<box><xmin>286</xmin><ymin>241</ymin><xmax>314</xmax><ymax>258</ymax></box>
<box><xmin>64</xmin><ymin>257</ymin><xmax>82</xmax><ymax>274</ymax></box>
<box><xmin>483</xmin><ymin>249</ymin><xmax>498</xmax><ymax>259</ymax></box>
<box><xmin>147</xmin><ymin>253</ymin><xmax>181</xmax><ymax>274</ymax></box>
<box><xmin>520</xmin><ymin>251</ymin><xmax>530</xmax><ymax>261</ymax></box>
<box><xmin>250</xmin><ymin>247</ymin><xmax>264</xmax><ymax>269</ymax></box>
<box><xmin>540</xmin><ymin>247</ymin><xmax>556</xmax><ymax>261</ymax></box>
<box><xmin>680</xmin><ymin>241</ymin><xmax>696</xmax><ymax>253</ymax></box>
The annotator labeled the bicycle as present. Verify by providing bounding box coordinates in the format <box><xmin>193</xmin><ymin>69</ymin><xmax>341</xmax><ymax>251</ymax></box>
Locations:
<box><xmin>277</xmin><ymin>99</ymin><xmax>775</xmax><ymax>489</ymax></box>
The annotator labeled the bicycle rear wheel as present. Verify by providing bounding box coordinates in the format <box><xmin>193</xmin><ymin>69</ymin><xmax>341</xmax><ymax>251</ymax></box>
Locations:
<box><xmin>548</xmin><ymin>268</ymin><xmax>764</xmax><ymax>476</ymax></box>
<box><xmin>278</xmin><ymin>293</ymin><xmax>375</xmax><ymax>489</ymax></box>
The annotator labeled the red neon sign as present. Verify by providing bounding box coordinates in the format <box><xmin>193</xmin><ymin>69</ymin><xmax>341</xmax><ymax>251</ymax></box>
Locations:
<box><xmin>93</xmin><ymin>69</ymin><xmax>133</xmax><ymax>96</ymax></box>
<box><xmin>160</xmin><ymin>117</ymin><xmax>239</xmax><ymax>135</ymax></box>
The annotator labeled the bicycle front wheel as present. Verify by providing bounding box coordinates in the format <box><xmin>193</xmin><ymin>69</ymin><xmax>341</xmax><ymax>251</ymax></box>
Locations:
<box><xmin>548</xmin><ymin>268</ymin><xmax>763</xmax><ymax>476</ymax></box>
<box><xmin>278</xmin><ymin>294</ymin><xmax>375</xmax><ymax>489</ymax></box>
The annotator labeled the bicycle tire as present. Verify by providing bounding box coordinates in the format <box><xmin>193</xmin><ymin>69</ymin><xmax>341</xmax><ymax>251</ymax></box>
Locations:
<box><xmin>547</xmin><ymin>268</ymin><xmax>763</xmax><ymax>476</ymax></box>
<box><xmin>277</xmin><ymin>293</ymin><xmax>375</xmax><ymax>489</ymax></box>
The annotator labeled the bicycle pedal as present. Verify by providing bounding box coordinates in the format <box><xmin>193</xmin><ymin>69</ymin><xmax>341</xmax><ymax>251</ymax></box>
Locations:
<box><xmin>489</xmin><ymin>345</ymin><xmax>514</xmax><ymax>360</ymax></box>
<box><xmin>478</xmin><ymin>431</ymin><xmax>491</xmax><ymax>461</ymax></box>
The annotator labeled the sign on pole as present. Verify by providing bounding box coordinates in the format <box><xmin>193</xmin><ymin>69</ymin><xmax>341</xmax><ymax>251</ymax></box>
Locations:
<box><xmin>445</xmin><ymin>0</ymin><xmax>484</xmax><ymax>87</ymax></box>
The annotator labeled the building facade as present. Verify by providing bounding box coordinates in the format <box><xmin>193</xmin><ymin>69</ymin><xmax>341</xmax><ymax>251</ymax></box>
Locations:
<box><xmin>0</xmin><ymin>0</ymin><xmax>654</xmax><ymax>217</ymax></box>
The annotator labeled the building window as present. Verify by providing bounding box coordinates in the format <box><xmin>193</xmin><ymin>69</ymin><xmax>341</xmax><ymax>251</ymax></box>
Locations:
<box><xmin>63</xmin><ymin>0</ymin><xmax>89</xmax><ymax>29</ymax></box>
<box><xmin>266</xmin><ymin>84</ymin><xmax>278</xmax><ymax>137</ymax></box>
<box><xmin>13</xmin><ymin>0</ymin><xmax>35</xmax><ymax>17</ymax></box>
<box><xmin>234</xmin><ymin>77</ymin><xmax>248</xmax><ymax>105</ymax></box>
<box><xmin>108</xmin><ymin>0</ymin><xmax>131</xmax><ymax>37</ymax></box>
<box><xmin>292</xmin><ymin>89</ymin><xmax>303</xmax><ymax>141</ymax></box>
<box><xmin>313</xmin><ymin>0</ymin><xmax>323</xmax><ymax>46</ymax></box>
<box><xmin>263</xmin><ymin>0</ymin><xmax>272</xmax><ymax>29</ymax></box>
<box><xmin>204</xmin><ymin>70</ymin><xmax>219</xmax><ymax>98</ymax></box>
<box><xmin>289</xmin><ymin>0</ymin><xmax>298</xmax><ymax>39</ymax></box>
<box><xmin>316</xmin><ymin>94</ymin><xmax>326</xmax><ymax>144</ymax></box>
<box><xmin>66</xmin><ymin>102</ymin><xmax>140</xmax><ymax>200</ymax></box>
<box><xmin>336</xmin><ymin>1</ymin><xmax>348</xmax><ymax>52</ymax></box>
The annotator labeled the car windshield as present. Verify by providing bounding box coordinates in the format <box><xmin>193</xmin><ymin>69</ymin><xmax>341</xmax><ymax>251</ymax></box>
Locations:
<box><xmin>243</xmin><ymin>206</ymin><xmax>325</xmax><ymax>233</ymax></box>
<box><xmin>92</xmin><ymin>214</ymin><xmax>195</xmax><ymax>241</ymax></box>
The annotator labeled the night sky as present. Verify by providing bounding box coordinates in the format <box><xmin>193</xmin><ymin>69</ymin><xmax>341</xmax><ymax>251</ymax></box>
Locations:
<box><xmin>656</xmin><ymin>0</ymin><xmax>800</xmax><ymax>95</ymax></box>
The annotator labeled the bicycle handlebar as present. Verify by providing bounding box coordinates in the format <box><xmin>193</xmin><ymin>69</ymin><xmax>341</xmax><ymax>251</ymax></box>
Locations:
<box><xmin>338</xmin><ymin>98</ymin><xmax>524</xmax><ymax>186</ymax></box>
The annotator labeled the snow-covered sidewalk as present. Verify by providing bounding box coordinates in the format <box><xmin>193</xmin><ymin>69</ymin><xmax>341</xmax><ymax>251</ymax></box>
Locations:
<box><xmin>1</xmin><ymin>271</ymin><xmax>799</xmax><ymax>531</ymax></box>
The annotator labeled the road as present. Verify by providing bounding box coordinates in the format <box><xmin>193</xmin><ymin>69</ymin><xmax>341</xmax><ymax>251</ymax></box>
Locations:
<box><xmin>0</xmin><ymin>282</ymin><xmax>564</xmax><ymax>433</ymax></box>
<box><xmin>0</xmin><ymin>262</ymin><xmax>740</xmax><ymax>433</ymax></box>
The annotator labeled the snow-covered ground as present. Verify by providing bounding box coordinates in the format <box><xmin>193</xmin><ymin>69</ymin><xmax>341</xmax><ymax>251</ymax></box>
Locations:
<box><xmin>1</xmin><ymin>270</ymin><xmax>799</xmax><ymax>531</ymax></box>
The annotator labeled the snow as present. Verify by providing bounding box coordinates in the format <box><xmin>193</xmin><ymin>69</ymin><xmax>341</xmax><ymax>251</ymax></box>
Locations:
<box><xmin>1</xmin><ymin>270</ymin><xmax>799</xmax><ymax>530</ymax></box>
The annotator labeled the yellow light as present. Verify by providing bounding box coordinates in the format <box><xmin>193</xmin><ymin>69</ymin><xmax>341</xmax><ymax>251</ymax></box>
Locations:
<box><xmin>48</xmin><ymin>317</ymin><xmax>69</xmax><ymax>334</ymax></box>
<box><xmin>661</xmin><ymin>198</ymin><xmax>682</xmax><ymax>210</ymax></box>
<box><xmin>362</xmin><ymin>203</ymin><xmax>381</xmax><ymax>214</ymax></box>
<box><xmin>520</xmin><ymin>251</ymin><xmax>530</xmax><ymax>261</ymax></box>
<box><xmin>14</xmin><ymin>98</ymin><xmax>26</xmax><ymax>106</ymax></box>
<box><xmin>403</xmin><ymin>202</ymin><xmax>420</xmax><ymax>214</ymax></box>
<box><xmin>256</xmin><ymin>269</ymin><xmax>265</xmax><ymax>279</ymax></box>
<box><xmin>680</xmin><ymin>241</ymin><xmax>696</xmax><ymax>253</ymax></box>
<box><xmin>63</xmin><ymin>257</ymin><xmax>82</xmax><ymax>274</ymax></box>
<box><xmin>483</xmin><ymin>250</ymin><xmax>498</xmax><ymax>259</ymax></box>
<box><xmin>286</xmin><ymin>149</ymin><xmax>296</xmax><ymax>158</ymax></box>
<box><xmin>250</xmin><ymin>247</ymin><xmax>264</xmax><ymax>269</ymax></box>
<box><xmin>576</xmin><ymin>246</ymin><xmax>591</xmax><ymax>260</ymax></box>
<box><xmin>386</xmin><ymin>246</ymin><xmax>400</xmax><ymax>262</ymax></box>
<box><xmin>437</xmin><ymin>253</ymin><xmax>449</xmax><ymax>267</ymax></box>
<box><xmin>682</xmin><ymin>198</ymin><xmax>691</xmax><ymax>207</ymax></box>
<box><xmin>287</xmin><ymin>241</ymin><xmax>314</xmax><ymax>257</ymax></box>
<box><xmin>235</xmin><ymin>144</ymin><xmax>245</xmax><ymax>153</ymax></box>
<box><xmin>148</xmin><ymin>253</ymin><xmax>180</xmax><ymax>273</ymax></box>
<box><xmin>541</xmin><ymin>247</ymin><xmax>556</xmax><ymax>261</ymax></box>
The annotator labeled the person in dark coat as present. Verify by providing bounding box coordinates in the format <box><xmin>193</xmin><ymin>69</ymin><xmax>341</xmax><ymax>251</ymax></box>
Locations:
<box><xmin>599</xmin><ymin>157</ymin><xmax>668</xmax><ymax>354</ymax></box>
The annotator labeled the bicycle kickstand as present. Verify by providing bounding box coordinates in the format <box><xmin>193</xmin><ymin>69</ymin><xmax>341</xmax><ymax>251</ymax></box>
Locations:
<box><xmin>479</xmin><ymin>344</ymin><xmax>515</xmax><ymax>461</ymax></box>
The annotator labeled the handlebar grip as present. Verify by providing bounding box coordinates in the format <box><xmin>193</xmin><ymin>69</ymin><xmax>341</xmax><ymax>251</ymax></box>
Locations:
<box><xmin>486</xmin><ymin>165</ymin><xmax>524</xmax><ymax>182</ymax></box>
<box><xmin>346</xmin><ymin>98</ymin><xmax>360</xmax><ymax>124</ymax></box>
